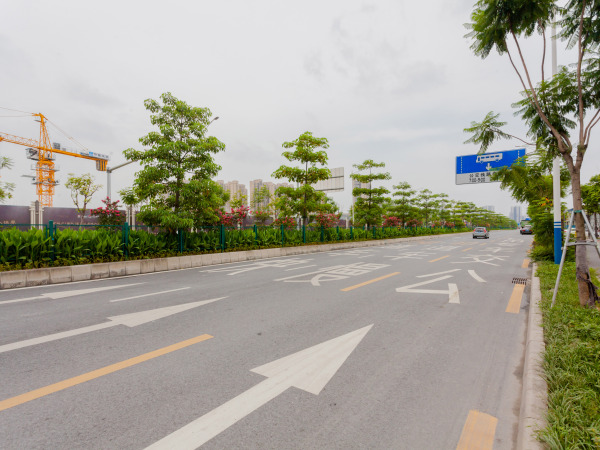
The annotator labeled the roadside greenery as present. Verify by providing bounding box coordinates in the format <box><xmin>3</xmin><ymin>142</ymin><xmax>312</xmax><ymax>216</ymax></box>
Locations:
<box><xmin>465</xmin><ymin>0</ymin><xmax>600</xmax><ymax>307</ymax></box>
<box><xmin>536</xmin><ymin>262</ymin><xmax>600</xmax><ymax>448</ymax></box>
<box><xmin>350</xmin><ymin>160</ymin><xmax>391</xmax><ymax>227</ymax></box>
<box><xmin>0</xmin><ymin>155</ymin><xmax>14</xmax><ymax>202</ymax></box>
<box><xmin>272</xmin><ymin>131</ymin><xmax>336</xmax><ymax>227</ymax></box>
<box><xmin>121</xmin><ymin>92</ymin><xmax>227</xmax><ymax>230</ymax></box>
<box><xmin>0</xmin><ymin>224</ymin><xmax>473</xmax><ymax>271</ymax></box>
<box><xmin>490</xmin><ymin>150</ymin><xmax>570</xmax><ymax>261</ymax></box>
<box><xmin>65</xmin><ymin>173</ymin><xmax>102</xmax><ymax>227</ymax></box>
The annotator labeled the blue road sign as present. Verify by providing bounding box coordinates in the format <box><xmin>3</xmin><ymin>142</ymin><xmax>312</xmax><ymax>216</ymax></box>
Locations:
<box><xmin>455</xmin><ymin>148</ymin><xmax>526</xmax><ymax>185</ymax></box>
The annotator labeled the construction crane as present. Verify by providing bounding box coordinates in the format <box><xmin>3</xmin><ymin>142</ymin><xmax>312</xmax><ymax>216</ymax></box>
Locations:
<box><xmin>0</xmin><ymin>112</ymin><xmax>109</xmax><ymax>207</ymax></box>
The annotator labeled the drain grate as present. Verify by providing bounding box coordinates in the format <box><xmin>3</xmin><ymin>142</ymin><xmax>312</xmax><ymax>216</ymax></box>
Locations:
<box><xmin>512</xmin><ymin>277</ymin><xmax>528</xmax><ymax>285</ymax></box>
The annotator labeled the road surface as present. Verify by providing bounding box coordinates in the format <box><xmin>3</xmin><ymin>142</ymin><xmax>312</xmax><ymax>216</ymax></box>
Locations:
<box><xmin>0</xmin><ymin>230</ymin><xmax>532</xmax><ymax>449</ymax></box>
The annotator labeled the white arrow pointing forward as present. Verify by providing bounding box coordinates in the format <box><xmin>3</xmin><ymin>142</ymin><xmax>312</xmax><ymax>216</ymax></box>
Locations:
<box><xmin>145</xmin><ymin>324</ymin><xmax>374</xmax><ymax>450</ymax></box>
<box><xmin>0</xmin><ymin>297</ymin><xmax>226</xmax><ymax>354</ymax></box>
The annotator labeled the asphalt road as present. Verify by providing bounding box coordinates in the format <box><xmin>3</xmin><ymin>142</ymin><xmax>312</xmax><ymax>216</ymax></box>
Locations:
<box><xmin>0</xmin><ymin>230</ymin><xmax>532</xmax><ymax>449</ymax></box>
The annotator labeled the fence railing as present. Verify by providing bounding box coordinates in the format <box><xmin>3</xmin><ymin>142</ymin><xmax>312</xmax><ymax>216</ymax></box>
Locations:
<box><xmin>0</xmin><ymin>221</ymin><xmax>473</xmax><ymax>269</ymax></box>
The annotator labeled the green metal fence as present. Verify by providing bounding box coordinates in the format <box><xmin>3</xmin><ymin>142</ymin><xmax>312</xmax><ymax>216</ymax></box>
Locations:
<box><xmin>0</xmin><ymin>220</ymin><xmax>472</xmax><ymax>268</ymax></box>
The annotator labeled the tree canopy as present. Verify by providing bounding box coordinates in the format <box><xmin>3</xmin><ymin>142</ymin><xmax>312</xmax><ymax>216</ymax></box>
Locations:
<box><xmin>350</xmin><ymin>160</ymin><xmax>391</xmax><ymax>227</ymax></box>
<box><xmin>271</xmin><ymin>131</ymin><xmax>333</xmax><ymax>226</ymax></box>
<box><xmin>121</xmin><ymin>93</ymin><xmax>226</xmax><ymax>229</ymax></box>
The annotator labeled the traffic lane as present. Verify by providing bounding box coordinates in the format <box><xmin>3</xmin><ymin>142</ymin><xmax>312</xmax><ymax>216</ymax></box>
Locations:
<box><xmin>0</xmin><ymin>232</ymin><xmax>528</xmax><ymax>393</ymax></box>
<box><xmin>197</xmin><ymin>270</ymin><xmax>528</xmax><ymax>449</ymax></box>
<box><xmin>0</xmin><ymin>232</ymin><xmax>528</xmax><ymax>446</ymax></box>
<box><xmin>0</xmin><ymin>257</ymin><xmax>499</xmax><ymax>449</ymax></box>
<box><xmin>0</xmin><ymin>274</ymin><xmax>410</xmax><ymax>448</ymax></box>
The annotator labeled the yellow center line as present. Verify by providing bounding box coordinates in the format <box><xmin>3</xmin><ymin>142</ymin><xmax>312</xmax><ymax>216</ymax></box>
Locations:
<box><xmin>429</xmin><ymin>255</ymin><xmax>450</xmax><ymax>263</ymax></box>
<box><xmin>461</xmin><ymin>247</ymin><xmax>473</xmax><ymax>252</ymax></box>
<box><xmin>340</xmin><ymin>272</ymin><xmax>400</xmax><ymax>292</ymax></box>
<box><xmin>0</xmin><ymin>334</ymin><xmax>213</xmax><ymax>412</ymax></box>
<box><xmin>522</xmin><ymin>258</ymin><xmax>530</xmax><ymax>268</ymax></box>
<box><xmin>506</xmin><ymin>284</ymin><xmax>525</xmax><ymax>314</ymax></box>
<box><xmin>456</xmin><ymin>410</ymin><xmax>498</xmax><ymax>450</ymax></box>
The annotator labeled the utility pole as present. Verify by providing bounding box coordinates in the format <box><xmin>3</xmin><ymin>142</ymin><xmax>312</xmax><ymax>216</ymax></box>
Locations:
<box><xmin>552</xmin><ymin>21</ymin><xmax>562</xmax><ymax>264</ymax></box>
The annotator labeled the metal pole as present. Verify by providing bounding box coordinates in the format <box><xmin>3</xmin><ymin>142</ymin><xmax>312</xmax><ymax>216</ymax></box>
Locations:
<box><xmin>552</xmin><ymin>20</ymin><xmax>562</xmax><ymax>264</ymax></box>
<box><xmin>551</xmin><ymin>210</ymin><xmax>575</xmax><ymax>307</ymax></box>
<box><xmin>106</xmin><ymin>160</ymin><xmax>137</xmax><ymax>200</ymax></box>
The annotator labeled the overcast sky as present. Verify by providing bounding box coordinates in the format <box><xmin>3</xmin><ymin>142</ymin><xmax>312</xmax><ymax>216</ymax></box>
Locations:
<box><xmin>2</xmin><ymin>0</ymin><xmax>598</xmax><ymax>219</ymax></box>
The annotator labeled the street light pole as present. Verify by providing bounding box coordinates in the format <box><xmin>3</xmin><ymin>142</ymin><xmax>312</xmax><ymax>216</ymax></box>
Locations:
<box><xmin>106</xmin><ymin>160</ymin><xmax>136</xmax><ymax>200</ymax></box>
<box><xmin>552</xmin><ymin>21</ymin><xmax>562</xmax><ymax>264</ymax></box>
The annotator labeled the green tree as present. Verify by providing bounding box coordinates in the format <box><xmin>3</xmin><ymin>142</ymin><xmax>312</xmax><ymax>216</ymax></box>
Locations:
<box><xmin>491</xmin><ymin>151</ymin><xmax>570</xmax><ymax>257</ymax></box>
<box><xmin>122</xmin><ymin>93</ymin><xmax>226</xmax><ymax>230</ymax></box>
<box><xmin>581</xmin><ymin>174</ymin><xmax>600</xmax><ymax>236</ymax></box>
<box><xmin>271</xmin><ymin>131</ymin><xmax>331</xmax><ymax>227</ymax></box>
<box><xmin>0</xmin><ymin>156</ymin><xmax>14</xmax><ymax>203</ymax></box>
<box><xmin>65</xmin><ymin>173</ymin><xmax>102</xmax><ymax>226</ymax></box>
<box><xmin>350</xmin><ymin>160</ymin><xmax>391</xmax><ymax>227</ymax></box>
<box><xmin>389</xmin><ymin>181</ymin><xmax>416</xmax><ymax>227</ymax></box>
<box><xmin>415</xmin><ymin>189</ymin><xmax>440</xmax><ymax>227</ymax></box>
<box><xmin>466</xmin><ymin>0</ymin><xmax>600</xmax><ymax>306</ymax></box>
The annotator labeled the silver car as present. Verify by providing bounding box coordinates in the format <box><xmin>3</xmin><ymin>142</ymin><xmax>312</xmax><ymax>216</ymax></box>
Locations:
<box><xmin>473</xmin><ymin>227</ymin><xmax>489</xmax><ymax>239</ymax></box>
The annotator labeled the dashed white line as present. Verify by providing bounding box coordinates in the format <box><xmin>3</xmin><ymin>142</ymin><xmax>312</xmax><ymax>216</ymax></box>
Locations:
<box><xmin>110</xmin><ymin>287</ymin><xmax>191</xmax><ymax>303</ymax></box>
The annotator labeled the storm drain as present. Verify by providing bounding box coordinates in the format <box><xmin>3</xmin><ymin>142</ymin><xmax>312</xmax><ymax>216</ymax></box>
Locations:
<box><xmin>512</xmin><ymin>277</ymin><xmax>528</xmax><ymax>285</ymax></box>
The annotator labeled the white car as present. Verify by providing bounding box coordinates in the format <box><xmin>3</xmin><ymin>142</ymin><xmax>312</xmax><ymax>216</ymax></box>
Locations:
<box><xmin>473</xmin><ymin>227</ymin><xmax>489</xmax><ymax>239</ymax></box>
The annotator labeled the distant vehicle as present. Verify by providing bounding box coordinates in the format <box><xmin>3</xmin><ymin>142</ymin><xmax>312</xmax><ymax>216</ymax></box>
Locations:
<box><xmin>520</xmin><ymin>225</ymin><xmax>533</xmax><ymax>235</ymax></box>
<box><xmin>473</xmin><ymin>227</ymin><xmax>489</xmax><ymax>239</ymax></box>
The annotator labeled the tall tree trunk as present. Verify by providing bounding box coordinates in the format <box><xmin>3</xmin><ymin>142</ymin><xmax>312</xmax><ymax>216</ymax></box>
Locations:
<box><xmin>571</xmin><ymin>169</ymin><xmax>594</xmax><ymax>306</ymax></box>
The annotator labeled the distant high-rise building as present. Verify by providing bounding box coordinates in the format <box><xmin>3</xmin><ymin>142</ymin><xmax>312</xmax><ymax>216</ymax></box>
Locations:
<box><xmin>510</xmin><ymin>205</ymin><xmax>522</xmax><ymax>224</ymax></box>
<box><xmin>217</xmin><ymin>180</ymin><xmax>247</xmax><ymax>210</ymax></box>
<box><xmin>482</xmin><ymin>205</ymin><xmax>495</xmax><ymax>212</ymax></box>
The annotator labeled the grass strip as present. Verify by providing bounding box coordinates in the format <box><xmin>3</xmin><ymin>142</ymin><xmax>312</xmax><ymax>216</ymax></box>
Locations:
<box><xmin>536</xmin><ymin>261</ymin><xmax>600</xmax><ymax>449</ymax></box>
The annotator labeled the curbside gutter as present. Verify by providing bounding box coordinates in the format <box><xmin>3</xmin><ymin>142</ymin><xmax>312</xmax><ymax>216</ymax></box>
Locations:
<box><xmin>516</xmin><ymin>263</ymin><xmax>548</xmax><ymax>450</ymax></box>
<box><xmin>0</xmin><ymin>234</ymin><xmax>445</xmax><ymax>290</ymax></box>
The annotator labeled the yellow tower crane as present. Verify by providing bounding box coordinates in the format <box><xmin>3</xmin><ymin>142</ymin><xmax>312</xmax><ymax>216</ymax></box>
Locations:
<box><xmin>0</xmin><ymin>112</ymin><xmax>109</xmax><ymax>207</ymax></box>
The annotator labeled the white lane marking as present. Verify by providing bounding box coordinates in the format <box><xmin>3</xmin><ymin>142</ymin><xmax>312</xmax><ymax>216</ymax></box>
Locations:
<box><xmin>468</xmin><ymin>270</ymin><xmax>486</xmax><ymax>283</ymax></box>
<box><xmin>449</xmin><ymin>284</ymin><xmax>460</xmax><ymax>304</ymax></box>
<box><xmin>284</xmin><ymin>265</ymin><xmax>317</xmax><ymax>271</ymax></box>
<box><xmin>0</xmin><ymin>297</ymin><xmax>226</xmax><ymax>354</ymax></box>
<box><xmin>110</xmin><ymin>287</ymin><xmax>191</xmax><ymax>303</ymax></box>
<box><xmin>396</xmin><ymin>276</ymin><xmax>453</xmax><ymax>292</ymax></box>
<box><xmin>416</xmin><ymin>269</ymin><xmax>461</xmax><ymax>278</ymax></box>
<box><xmin>0</xmin><ymin>296</ymin><xmax>42</xmax><ymax>305</ymax></box>
<box><xmin>0</xmin><ymin>283</ymin><xmax>145</xmax><ymax>305</ymax></box>
<box><xmin>396</xmin><ymin>276</ymin><xmax>460</xmax><ymax>303</ymax></box>
<box><xmin>145</xmin><ymin>324</ymin><xmax>373</xmax><ymax>450</ymax></box>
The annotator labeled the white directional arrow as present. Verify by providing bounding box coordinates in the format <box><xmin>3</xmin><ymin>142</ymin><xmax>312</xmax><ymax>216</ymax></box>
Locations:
<box><xmin>0</xmin><ymin>297</ymin><xmax>226</xmax><ymax>354</ymax></box>
<box><xmin>0</xmin><ymin>283</ymin><xmax>145</xmax><ymax>305</ymax></box>
<box><xmin>145</xmin><ymin>324</ymin><xmax>374</xmax><ymax>450</ymax></box>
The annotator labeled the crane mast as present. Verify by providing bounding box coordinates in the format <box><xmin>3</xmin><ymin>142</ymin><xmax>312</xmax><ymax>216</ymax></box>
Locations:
<box><xmin>0</xmin><ymin>112</ymin><xmax>108</xmax><ymax>207</ymax></box>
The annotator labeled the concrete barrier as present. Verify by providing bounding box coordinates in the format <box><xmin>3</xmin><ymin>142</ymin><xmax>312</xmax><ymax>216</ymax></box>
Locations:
<box><xmin>72</xmin><ymin>265</ymin><xmax>92</xmax><ymax>282</ymax></box>
<box><xmin>26</xmin><ymin>268</ymin><xmax>50</xmax><ymax>286</ymax></box>
<box><xmin>108</xmin><ymin>262</ymin><xmax>126</xmax><ymax>278</ymax></box>
<box><xmin>0</xmin><ymin>233</ymin><xmax>467</xmax><ymax>290</ymax></box>
<box><xmin>91</xmin><ymin>263</ymin><xmax>110</xmax><ymax>279</ymax></box>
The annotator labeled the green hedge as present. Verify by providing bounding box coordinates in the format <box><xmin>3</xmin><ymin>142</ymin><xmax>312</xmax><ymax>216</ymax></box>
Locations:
<box><xmin>0</xmin><ymin>225</ymin><xmax>471</xmax><ymax>271</ymax></box>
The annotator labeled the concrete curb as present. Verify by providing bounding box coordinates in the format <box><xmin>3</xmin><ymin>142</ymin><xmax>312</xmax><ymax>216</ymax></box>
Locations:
<box><xmin>0</xmin><ymin>233</ymin><xmax>450</xmax><ymax>290</ymax></box>
<box><xmin>516</xmin><ymin>263</ymin><xmax>547</xmax><ymax>450</ymax></box>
